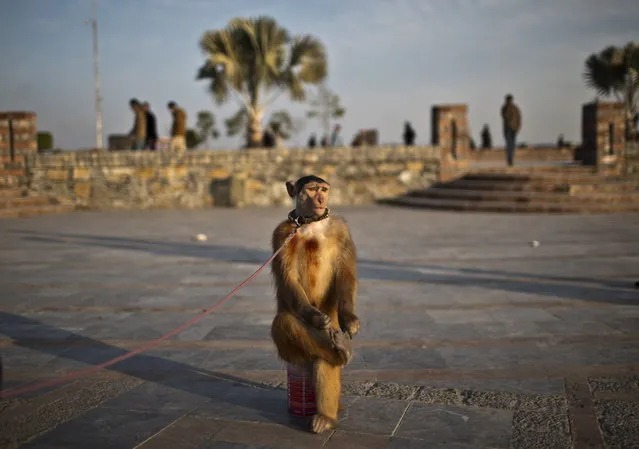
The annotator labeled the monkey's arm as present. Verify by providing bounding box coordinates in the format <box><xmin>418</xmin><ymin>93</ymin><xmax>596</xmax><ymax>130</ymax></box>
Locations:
<box><xmin>335</xmin><ymin>226</ymin><xmax>360</xmax><ymax>337</ymax></box>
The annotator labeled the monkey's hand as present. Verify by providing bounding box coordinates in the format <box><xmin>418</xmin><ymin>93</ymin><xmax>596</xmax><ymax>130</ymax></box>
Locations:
<box><xmin>308</xmin><ymin>308</ymin><xmax>331</xmax><ymax>330</ymax></box>
<box><xmin>340</xmin><ymin>312</ymin><xmax>360</xmax><ymax>338</ymax></box>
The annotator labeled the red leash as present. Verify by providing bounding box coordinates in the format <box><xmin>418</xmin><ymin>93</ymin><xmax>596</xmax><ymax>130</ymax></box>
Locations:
<box><xmin>0</xmin><ymin>230</ymin><xmax>297</xmax><ymax>400</ymax></box>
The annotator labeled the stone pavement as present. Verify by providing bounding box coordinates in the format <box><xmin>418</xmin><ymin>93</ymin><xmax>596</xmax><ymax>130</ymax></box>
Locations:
<box><xmin>0</xmin><ymin>206</ymin><xmax>638</xmax><ymax>448</ymax></box>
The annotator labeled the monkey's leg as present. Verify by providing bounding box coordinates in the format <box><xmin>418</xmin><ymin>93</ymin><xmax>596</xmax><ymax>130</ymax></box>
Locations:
<box><xmin>310</xmin><ymin>360</ymin><xmax>341</xmax><ymax>434</ymax></box>
<box><xmin>271</xmin><ymin>312</ymin><xmax>349</xmax><ymax>367</ymax></box>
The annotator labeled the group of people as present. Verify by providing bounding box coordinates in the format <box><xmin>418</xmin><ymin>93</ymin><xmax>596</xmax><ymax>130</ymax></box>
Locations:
<box><xmin>128</xmin><ymin>99</ymin><xmax>187</xmax><ymax>151</ymax></box>
<box><xmin>300</xmin><ymin>94</ymin><xmax>522</xmax><ymax>167</ymax></box>
<box><xmin>307</xmin><ymin>124</ymin><xmax>344</xmax><ymax>148</ymax></box>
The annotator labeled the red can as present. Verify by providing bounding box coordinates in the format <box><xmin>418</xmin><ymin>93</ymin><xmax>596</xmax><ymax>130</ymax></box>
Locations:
<box><xmin>287</xmin><ymin>363</ymin><xmax>316</xmax><ymax>416</ymax></box>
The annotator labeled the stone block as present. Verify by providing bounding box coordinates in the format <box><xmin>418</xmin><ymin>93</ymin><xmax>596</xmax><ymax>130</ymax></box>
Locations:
<box><xmin>209</xmin><ymin>168</ymin><xmax>229</xmax><ymax>179</ymax></box>
<box><xmin>73</xmin><ymin>182</ymin><xmax>91</xmax><ymax>199</ymax></box>
<box><xmin>405</xmin><ymin>161</ymin><xmax>424</xmax><ymax>172</ymax></box>
<box><xmin>136</xmin><ymin>167</ymin><xmax>156</xmax><ymax>180</ymax></box>
<box><xmin>72</xmin><ymin>167</ymin><xmax>91</xmax><ymax>181</ymax></box>
<box><xmin>395</xmin><ymin>403</ymin><xmax>513</xmax><ymax>447</ymax></box>
<box><xmin>46</xmin><ymin>169</ymin><xmax>68</xmax><ymax>182</ymax></box>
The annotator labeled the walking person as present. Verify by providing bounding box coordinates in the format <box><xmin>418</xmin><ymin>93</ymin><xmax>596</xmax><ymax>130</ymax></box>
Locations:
<box><xmin>142</xmin><ymin>102</ymin><xmax>158</xmax><ymax>150</ymax></box>
<box><xmin>500</xmin><ymin>94</ymin><xmax>521</xmax><ymax>166</ymax></box>
<box><xmin>128</xmin><ymin>98</ymin><xmax>146</xmax><ymax>150</ymax></box>
<box><xmin>167</xmin><ymin>101</ymin><xmax>187</xmax><ymax>152</ymax></box>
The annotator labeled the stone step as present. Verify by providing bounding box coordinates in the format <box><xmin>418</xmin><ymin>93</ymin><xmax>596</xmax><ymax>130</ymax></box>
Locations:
<box><xmin>0</xmin><ymin>204</ymin><xmax>75</xmax><ymax>219</ymax></box>
<box><xmin>0</xmin><ymin>188</ymin><xmax>27</xmax><ymax>198</ymax></box>
<box><xmin>434</xmin><ymin>179</ymin><xmax>639</xmax><ymax>193</ymax></box>
<box><xmin>0</xmin><ymin>168</ymin><xmax>26</xmax><ymax>177</ymax></box>
<box><xmin>473</xmin><ymin>165</ymin><xmax>602</xmax><ymax>173</ymax></box>
<box><xmin>407</xmin><ymin>188</ymin><xmax>639</xmax><ymax>204</ymax></box>
<box><xmin>0</xmin><ymin>196</ymin><xmax>53</xmax><ymax>209</ymax></box>
<box><xmin>0</xmin><ymin>177</ymin><xmax>25</xmax><ymax>188</ymax></box>
<box><xmin>381</xmin><ymin>196</ymin><xmax>639</xmax><ymax>214</ymax></box>
<box><xmin>461</xmin><ymin>173</ymin><xmax>625</xmax><ymax>184</ymax></box>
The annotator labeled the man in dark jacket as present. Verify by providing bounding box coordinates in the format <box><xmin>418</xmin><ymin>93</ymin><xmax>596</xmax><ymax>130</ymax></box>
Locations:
<box><xmin>500</xmin><ymin>94</ymin><xmax>522</xmax><ymax>166</ymax></box>
<box><xmin>143</xmin><ymin>102</ymin><xmax>158</xmax><ymax>150</ymax></box>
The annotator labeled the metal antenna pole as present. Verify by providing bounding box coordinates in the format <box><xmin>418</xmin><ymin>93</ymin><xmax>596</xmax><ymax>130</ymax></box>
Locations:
<box><xmin>87</xmin><ymin>0</ymin><xmax>103</xmax><ymax>149</ymax></box>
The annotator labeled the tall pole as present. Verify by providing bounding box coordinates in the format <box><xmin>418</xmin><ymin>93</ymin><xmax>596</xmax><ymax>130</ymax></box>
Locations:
<box><xmin>88</xmin><ymin>0</ymin><xmax>103</xmax><ymax>149</ymax></box>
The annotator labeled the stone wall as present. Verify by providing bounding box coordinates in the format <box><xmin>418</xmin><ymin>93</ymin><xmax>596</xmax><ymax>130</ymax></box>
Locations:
<box><xmin>24</xmin><ymin>145</ymin><xmax>440</xmax><ymax>210</ymax></box>
<box><xmin>468</xmin><ymin>146</ymin><xmax>575</xmax><ymax>162</ymax></box>
<box><xmin>0</xmin><ymin>112</ymin><xmax>37</xmax><ymax>153</ymax></box>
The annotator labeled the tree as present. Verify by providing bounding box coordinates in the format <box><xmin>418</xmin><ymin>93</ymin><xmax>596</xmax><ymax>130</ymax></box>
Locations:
<box><xmin>185</xmin><ymin>129</ymin><xmax>200</xmax><ymax>149</ymax></box>
<box><xmin>195</xmin><ymin>110</ymin><xmax>220</xmax><ymax>148</ymax></box>
<box><xmin>37</xmin><ymin>131</ymin><xmax>54</xmax><ymax>152</ymax></box>
<box><xmin>269</xmin><ymin>110</ymin><xmax>294</xmax><ymax>140</ymax></box>
<box><xmin>306</xmin><ymin>84</ymin><xmax>345</xmax><ymax>140</ymax></box>
<box><xmin>583</xmin><ymin>41</ymin><xmax>639</xmax><ymax>138</ymax></box>
<box><xmin>196</xmin><ymin>16</ymin><xmax>328</xmax><ymax>148</ymax></box>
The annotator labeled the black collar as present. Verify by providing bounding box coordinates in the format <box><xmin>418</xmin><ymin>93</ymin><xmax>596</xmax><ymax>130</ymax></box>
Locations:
<box><xmin>288</xmin><ymin>208</ymin><xmax>330</xmax><ymax>227</ymax></box>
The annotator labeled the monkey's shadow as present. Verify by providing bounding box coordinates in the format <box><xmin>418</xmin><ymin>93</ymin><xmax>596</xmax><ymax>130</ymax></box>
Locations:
<box><xmin>0</xmin><ymin>311</ymin><xmax>311</xmax><ymax>431</ymax></box>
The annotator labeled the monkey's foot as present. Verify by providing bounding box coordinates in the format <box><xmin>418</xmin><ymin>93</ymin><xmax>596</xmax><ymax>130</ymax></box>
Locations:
<box><xmin>310</xmin><ymin>414</ymin><xmax>337</xmax><ymax>434</ymax></box>
<box><xmin>329</xmin><ymin>328</ymin><xmax>353</xmax><ymax>365</ymax></box>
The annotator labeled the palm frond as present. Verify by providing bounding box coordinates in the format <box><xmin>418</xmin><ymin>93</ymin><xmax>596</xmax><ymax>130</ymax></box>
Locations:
<box><xmin>288</xmin><ymin>35</ymin><xmax>327</xmax><ymax>83</ymax></box>
<box><xmin>225</xmin><ymin>108</ymin><xmax>248</xmax><ymax>137</ymax></box>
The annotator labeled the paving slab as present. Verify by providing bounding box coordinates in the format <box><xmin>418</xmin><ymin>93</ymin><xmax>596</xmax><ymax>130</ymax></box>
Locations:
<box><xmin>1</xmin><ymin>206</ymin><xmax>639</xmax><ymax>448</ymax></box>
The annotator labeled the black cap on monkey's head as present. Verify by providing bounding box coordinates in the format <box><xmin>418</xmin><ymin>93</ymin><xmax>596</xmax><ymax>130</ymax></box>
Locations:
<box><xmin>294</xmin><ymin>175</ymin><xmax>329</xmax><ymax>192</ymax></box>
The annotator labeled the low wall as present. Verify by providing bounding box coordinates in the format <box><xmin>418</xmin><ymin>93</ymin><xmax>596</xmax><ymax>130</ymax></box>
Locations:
<box><xmin>468</xmin><ymin>146</ymin><xmax>575</xmax><ymax>162</ymax></box>
<box><xmin>24</xmin><ymin>146</ymin><xmax>440</xmax><ymax>210</ymax></box>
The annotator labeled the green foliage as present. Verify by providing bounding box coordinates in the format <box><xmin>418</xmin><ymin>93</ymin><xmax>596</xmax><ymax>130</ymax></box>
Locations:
<box><xmin>306</xmin><ymin>84</ymin><xmax>345</xmax><ymax>137</ymax></box>
<box><xmin>185</xmin><ymin>129</ymin><xmax>200</xmax><ymax>149</ymax></box>
<box><xmin>196</xmin><ymin>15</ymin><xmax>328</xmax><ymax>147</ymax></box>
<box><xmin>225</xmin><ymin>108</ymin><xmax>248</xmax><ymax>138</ymax></box>
<box><xmin>195</xmin><ymin>110</ymin><xmax>220</xmax><ymax>147</ymax></box>
<box><xmin>268</xmin><ymin>110</ymin><xmax>294</xmax><ymax>139</ymax></box>
<box><xmin>37</xmin><ymin>131</ymin><xmax>53</xmax><ymax>151</ymax></box>
<box><xmin>584</xmin><ymin>41</ymin><xmax>639</xmax><ymax>119</ymax></box>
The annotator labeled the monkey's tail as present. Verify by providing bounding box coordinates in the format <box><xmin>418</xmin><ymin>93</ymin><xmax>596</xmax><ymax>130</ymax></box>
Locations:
<box><xmin>0</xmin><ymin>228</ymin><xmax>299</xmax><ymax>400</ymax></box>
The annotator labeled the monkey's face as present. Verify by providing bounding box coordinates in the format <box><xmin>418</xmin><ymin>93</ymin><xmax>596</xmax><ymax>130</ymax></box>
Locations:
<box><xmin>297</xmin><ymin>182</ymin><xmax>330</xmax><ymax>217</ymax></box>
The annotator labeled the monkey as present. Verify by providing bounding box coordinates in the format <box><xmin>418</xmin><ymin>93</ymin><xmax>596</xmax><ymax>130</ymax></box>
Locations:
<box><xmin>270</xmin><ymin>175</ymin><xmax>360</xmax><ymax>434</ymax></box>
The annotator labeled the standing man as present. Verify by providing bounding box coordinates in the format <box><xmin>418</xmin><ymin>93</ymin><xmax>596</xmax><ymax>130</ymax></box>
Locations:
<box><xmin>142</xmin><ymin>102</ymin><xmax>158</xmax><ymax>150</ymax></box>
<box><xmin>330</xmin><ymin>124</ymin><xmax>342</xmax><ymax>147</ymax></box>
<box><xmin>500</xmin><ymin>94</ymin><xmax>521</xmax><ymax>166</ymax></box>
<box><xmin>129</xmin><ymin>98</ymin><xmax>146</xmax><ymax>150</ymax></box>
<box><xmin>167</xmin><ymin>101</ymin><xmax>187</xmax><ymax>152</ymax></box>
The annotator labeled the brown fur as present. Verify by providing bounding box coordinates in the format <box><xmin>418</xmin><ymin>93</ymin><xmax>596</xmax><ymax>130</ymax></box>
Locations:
<box><xmin>270</xmin><ymin>202</ymin><xmax>359</xmax><ymax>434</ymax></box>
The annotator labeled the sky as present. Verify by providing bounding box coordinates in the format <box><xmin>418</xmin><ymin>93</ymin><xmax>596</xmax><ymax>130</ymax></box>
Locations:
<box><xmin>1</xmin><ymin>0</ymin><xmax>638</xmax><ymax>150</ymax></box>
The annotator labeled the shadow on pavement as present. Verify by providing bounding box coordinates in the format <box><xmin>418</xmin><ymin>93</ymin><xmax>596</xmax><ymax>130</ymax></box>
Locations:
<box><xmin>11</xmin><ymin>230</ymin><xmax>639</xmax><ymax>306</ymax></box>
<box><xmin>0</xmin><ymin>311</ymin><xmax>307</xmax><ymax>431</ymax></box>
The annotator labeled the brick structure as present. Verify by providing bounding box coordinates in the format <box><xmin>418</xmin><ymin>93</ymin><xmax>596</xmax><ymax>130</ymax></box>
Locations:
<box><xmin>431</xmin><ymin>104</ymin><xmax>470</xmax><ymax>181</ymax></box>
<box><xmin>431</xmin><ymin>104</ymin><xmax>470</xmax><ymax>159</ymax></box>
<box><xmin>580</xmin><ymin>101</ymin><xmax>626</xmax><ymax>167</ymax></box>
<box><xmin>108</xmin><ymin>134</ymin><xmax>134</xmax><ymax>151</ymax></box>
<box><xmin>0</xmin><ymin>111</ymin><xmax>37</xmax><ymax>154</ymax></box>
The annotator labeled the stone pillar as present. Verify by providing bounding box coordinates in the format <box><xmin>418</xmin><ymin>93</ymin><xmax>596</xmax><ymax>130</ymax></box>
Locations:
<box><xmin>0</xmin><ymin>111</ymin><xmax>37</xmax><ymax>154</ymax></box>
<box><xmin>580</xmin><ymin>102</ymin><xmax>626</xmax><ymax>167</ymax></box>
<box><xmin>431</xmin><ymin>104</ymin><xmax>470</xmax><ymax>181</ymax></box>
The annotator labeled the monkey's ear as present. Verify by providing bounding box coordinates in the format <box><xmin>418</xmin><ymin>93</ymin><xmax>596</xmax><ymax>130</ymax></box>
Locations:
<box><xmin>285</xmin><ymin>181</ymin><xmax>296</xmax><ymax>198</ymax></box>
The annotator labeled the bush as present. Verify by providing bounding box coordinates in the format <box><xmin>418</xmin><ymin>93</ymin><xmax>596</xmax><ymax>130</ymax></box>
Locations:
<box><xmin>185</xmin><ymin>129</ymin><xmax>200</xmax><ymax>149</ymax></box>
<box><xmin>37</xmin><ymin>131</ymin><xmax>54</xmax><ymax>151</ymax></box>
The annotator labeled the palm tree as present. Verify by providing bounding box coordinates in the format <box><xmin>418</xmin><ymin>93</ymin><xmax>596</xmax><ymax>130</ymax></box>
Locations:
<box><xmin>196</xmin><ymin>16</ymin><xmax>328</xmax><ymax>148</ymax></box>
<box><xmin>583</xmin><ymin>42</ymin><xmax>639</xmax><ymax>139</ymax></box>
